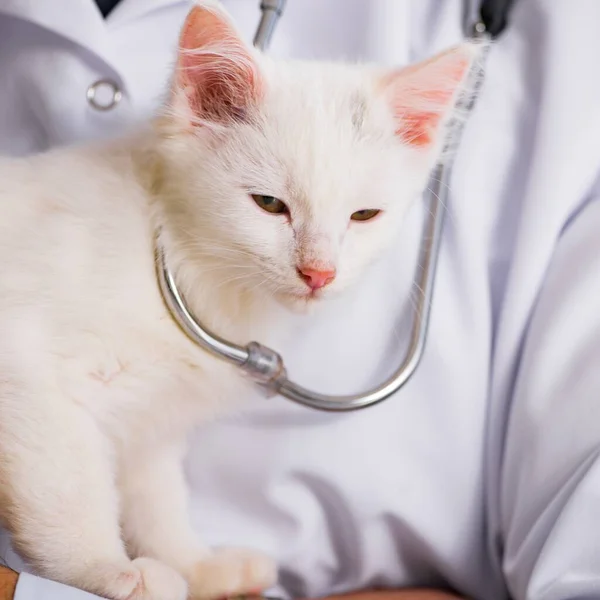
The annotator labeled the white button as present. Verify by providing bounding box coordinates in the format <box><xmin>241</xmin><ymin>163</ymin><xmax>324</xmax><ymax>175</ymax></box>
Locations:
<box><xmin>86</xmin><ymin>79</ymin><xmax>122</xmax><ymax>111</ymax></box>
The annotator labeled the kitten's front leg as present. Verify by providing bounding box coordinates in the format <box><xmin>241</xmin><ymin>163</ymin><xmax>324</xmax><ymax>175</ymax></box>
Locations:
<box><xmin>0</xmin><ymin>386</ymin><xmax>187</xmax><ymax>600</ymax></box>
<box><xmin>120</xmin><ymin>442</ymin><xmax>277</xmax><ymax>599</ymax></box>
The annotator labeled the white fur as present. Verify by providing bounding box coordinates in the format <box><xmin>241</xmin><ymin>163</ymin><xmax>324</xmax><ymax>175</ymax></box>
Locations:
<box><xmin>0</xmin><ymin>2</ymin><xmax>476</xmax><ymax>598</ymax></box>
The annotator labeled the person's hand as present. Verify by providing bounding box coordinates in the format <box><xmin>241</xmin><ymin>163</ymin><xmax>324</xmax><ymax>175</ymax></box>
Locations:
<box><xmin>246</xmin><ymin>589</ymin><xmax>465</xmax><ymax>600</ymax></box>
<box><xmin>304</xmin><ymin>589</ymin><xmax>465</xmax><ymax>600</ymax></box>
<box><xmin>347</xmin><ymin>591</ymin><xmax>463</xmax><ymax>600</ymax></box>
<box><xmin>0</xmin><ymin>566</ymin><xmax>18</xmax><ymax>600</ymax></box>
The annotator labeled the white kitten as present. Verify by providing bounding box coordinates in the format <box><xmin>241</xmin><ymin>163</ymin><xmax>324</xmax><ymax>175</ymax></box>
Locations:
<box><xmin>0</xmin><ymin>2</ymin><xmax>475</xmax><ymax>599</ymax></box>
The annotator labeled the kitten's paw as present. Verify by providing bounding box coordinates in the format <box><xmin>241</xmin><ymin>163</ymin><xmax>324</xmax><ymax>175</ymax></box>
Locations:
<box><xmin>187</xmin><ymin>547</ymin><xmax>277</xmax><ymax>600</ymax></box>
<box><xmin>89</xmin><ymin>558</ymin><xmax>187</xmax><ymax>600</ymax></box>
<box><xmin>130</xmin><ymin>558</ymin><xmax>188</xmax><ymax>600</ymax></box>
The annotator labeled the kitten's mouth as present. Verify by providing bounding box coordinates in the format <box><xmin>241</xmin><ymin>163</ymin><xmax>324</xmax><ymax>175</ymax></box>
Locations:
<box><xmin>273</xmin><ymin>285</ymin><xmax>334</xmax><ymax>314</ymax></box>
<box><xmin>288</xmin><ymin>287</ymin><xmax>327</xmax><ymax>302</ymax></box>
<box><xmin>307</xmin><ymin>289</ymin><xmax>325</xmax><ymax>300</ymax></box>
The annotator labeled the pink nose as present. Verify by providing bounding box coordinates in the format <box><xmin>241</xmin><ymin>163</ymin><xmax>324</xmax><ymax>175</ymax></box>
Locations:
<box><xmin>297</xmin><ymin>266</ymin><xmax>337</xmax><ymax>290</ymax></box>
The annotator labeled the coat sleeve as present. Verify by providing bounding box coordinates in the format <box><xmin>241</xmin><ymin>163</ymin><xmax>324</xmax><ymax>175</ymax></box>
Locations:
<box><xmin>14</xmin><ymin>573</ymin><xmax>101</xmax><ymax>600</ymax></box>
<box><xmin>500</xmin><ymin>194</ymin><xmax>600</xmax><ymax>600</ymax></box>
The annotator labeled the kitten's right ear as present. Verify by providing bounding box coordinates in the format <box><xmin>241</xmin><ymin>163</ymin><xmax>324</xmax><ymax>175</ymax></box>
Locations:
<box><xmin>171</xmin><ymin>1</ymin><xmax>264</xmax><ymax>128</ymax></box>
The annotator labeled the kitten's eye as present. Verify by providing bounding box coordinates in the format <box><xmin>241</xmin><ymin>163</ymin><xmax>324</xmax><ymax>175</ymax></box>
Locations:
<box><xmin>251</xmin><ymin>194</ymin><xmax>288</xmax><ymax>215</ymax></box>
<box><xmin>350</xmin><ymin>209</ymin><xmax>381</xmax><ymax>222</ymax></box>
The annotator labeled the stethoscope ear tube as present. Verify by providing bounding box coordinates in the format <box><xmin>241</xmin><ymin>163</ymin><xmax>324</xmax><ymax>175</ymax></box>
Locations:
<box><xmin>254</xmin><ymin>1</ymin><xmax>287</xmax><ymax>50</ymax></box>
<box><xmin>478</xmin><ymin>0</ymin><xmax>516</xmax><ymax>38</ymax></box>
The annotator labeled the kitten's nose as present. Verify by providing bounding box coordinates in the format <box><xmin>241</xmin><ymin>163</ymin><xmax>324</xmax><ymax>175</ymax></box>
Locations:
<box><xmin>297</xmin><ymin>265</ymin><xmax>337</xmax><ymax>290</ymax></box>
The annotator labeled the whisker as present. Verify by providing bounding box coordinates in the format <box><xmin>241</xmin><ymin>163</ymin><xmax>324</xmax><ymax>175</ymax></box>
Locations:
<box><xmin>209</xmin><ymin>268</ymin><xmax>271</xmax><ymax>290</ymax></box>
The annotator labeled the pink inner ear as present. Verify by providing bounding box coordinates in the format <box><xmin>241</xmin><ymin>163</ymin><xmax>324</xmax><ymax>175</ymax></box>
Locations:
<box><xmin>394</xmin><ymin>93</ymin><xmax>453</xmax><ymax>147</ymax></box>
<box><xmin>176</xmin><ymin>5</ymin><xmax>263</xmax><ymax>125</ymax></box>
<box><xmin>384</xmin><ymin>47</ymin><xmax>472</xmax><ymax>148</ymax></box>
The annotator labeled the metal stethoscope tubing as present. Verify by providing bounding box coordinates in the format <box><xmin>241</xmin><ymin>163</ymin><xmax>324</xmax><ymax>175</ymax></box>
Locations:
<box><xmin>156</xmin><ymin>2</ymin><xmax>491</xmax><ymax>412</ymax></box>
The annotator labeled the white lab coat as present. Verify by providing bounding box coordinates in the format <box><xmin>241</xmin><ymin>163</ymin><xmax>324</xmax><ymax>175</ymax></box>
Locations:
<box><xmin>1</xmin><ymin>1</ymin><xmax>600</xmax><ymax>599</ymax></box>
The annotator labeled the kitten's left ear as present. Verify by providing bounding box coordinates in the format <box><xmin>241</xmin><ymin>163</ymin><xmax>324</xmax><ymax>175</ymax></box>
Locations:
<box><xmin>172</xmin><ymin>0</ymin><xmax>264</xmax><ymax>128</ymax></box>
<box><xmin>382</xmin><ymin>44</ymin><xmax>477</xmax><ymax>149</ymax></box>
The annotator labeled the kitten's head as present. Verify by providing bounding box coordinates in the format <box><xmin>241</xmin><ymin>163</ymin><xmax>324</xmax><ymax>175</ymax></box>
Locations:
<box><xmin>155</xmin><ymin>0</ymin><xmax>476</xmax><ymax>312</ymax></box>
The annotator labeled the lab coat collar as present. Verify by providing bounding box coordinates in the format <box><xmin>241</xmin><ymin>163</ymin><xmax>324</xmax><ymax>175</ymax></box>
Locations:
<box><xmin>108</xmin><ymin>0</ymin><xmax>191</xmax><ymax>27</ymax></box>
<box><xmin>0</xmin><ymin>0</ymin><xmax>108</xmax><ymax>57</ymax></box>
<box><xmin>0</xmin><ymin>0</ymin><xmax>190</xmax><ymax>72</ymax></box>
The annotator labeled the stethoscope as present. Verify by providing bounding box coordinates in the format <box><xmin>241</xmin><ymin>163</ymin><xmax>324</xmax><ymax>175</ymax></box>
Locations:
<box><xmin>156</xmin><ymin>0</ymin><xmax>515</xmax><ymax>412</ymax></box>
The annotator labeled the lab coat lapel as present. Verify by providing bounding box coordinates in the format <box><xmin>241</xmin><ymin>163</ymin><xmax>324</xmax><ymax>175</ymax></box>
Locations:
<box><xmin>0</xmin><ymin>0</ymin><xmax>189</xmax><ymax>75</ymax></box>
<box><xmin>108</xmin><ymin>0</ymin><xmax>191</xmax><ymax>26</ymax></box>
<box><xmin>0</xmin><ymin>0</ymin><xmax>111</xmax><ymax>63</ymax></box>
